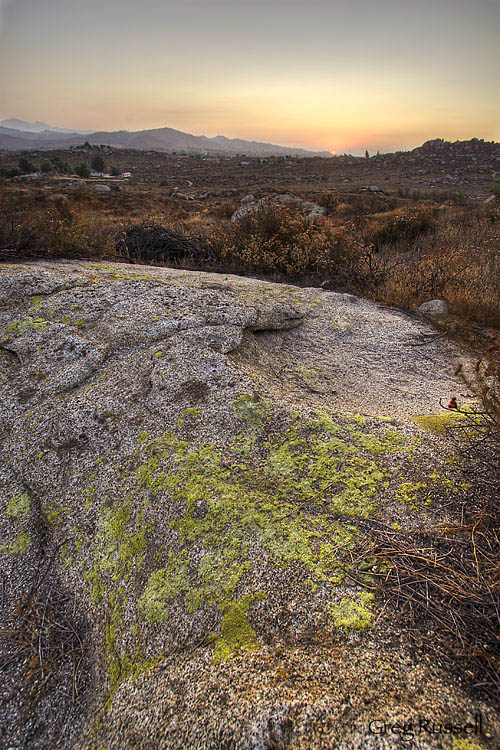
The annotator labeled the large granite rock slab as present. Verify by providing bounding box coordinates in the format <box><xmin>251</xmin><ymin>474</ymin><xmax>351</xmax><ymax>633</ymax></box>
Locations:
<box><xmin>0</xmin><ymin>261</ymin><xmax>496</xmax><ymax>749</ymax></box>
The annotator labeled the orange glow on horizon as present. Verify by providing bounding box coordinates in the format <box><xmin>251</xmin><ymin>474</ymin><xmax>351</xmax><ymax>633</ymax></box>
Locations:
<box><xmin>1</xmin><ymin>0</ymin><xmax>498</xmax><ymax>156</ymax></box>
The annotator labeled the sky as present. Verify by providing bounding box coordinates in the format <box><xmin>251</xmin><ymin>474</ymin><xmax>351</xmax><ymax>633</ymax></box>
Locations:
<box><xmin>0</xmin><ymin>0</ymin><xmax>499</xmax><ymax>154</ymax></box>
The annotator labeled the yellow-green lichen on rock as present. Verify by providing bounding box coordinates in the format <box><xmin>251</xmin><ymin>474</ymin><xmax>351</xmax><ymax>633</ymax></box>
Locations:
<box><xmin>395</xmin><ymin>481</ymin><xmax>429</xmax><ymax>510</ymax></box>
<box><xmin>6</xmin><ymin>492</ymin><xmax>31</xmax><ymax>518</ymax></box>
<box><xmin>452</xmin><ymin>740</ymin><xmax>485</xmax><ymax>750</ymax></box>
<box><xmin>120</xmin><ymin>405</ymin><xmax>418</xmax><ymax>669</ymax></box>
<box><xmin>77</xmin><ymin>493</ymin><xmax>154</xmax><ymax>695</ymax></box>
<box><xmin>74</xmin><ymin>402</ymin><xmax>417</xmax><ymax>694</ymax></box>
<box><xmin>137</xmin><ymin>550</ymin><xmax>192</xmax><ymax>624</ymax></box>
<box><xmin>412</xmin><ymin>412</ymin><xmax>466</xmax><ymax>434</ymax></box>
<box><xmin>3</xmin><ymin>531</ymin><xmax>31</xmax><ymax>556</ymax></box>
<box><xmin>1</xmin><ymin>316</ymin><xmax>50</xmax><ymax>343</ymax></box>
<box><xmin>214</xmin><ymin>592</ymin><xmax>266</xmax><ymax>662</ymax></box>
<box><xmin>135</xmin><ymin>409</ymin><xmax>397</xmax><ymax>596</ymax></box>
<box><xmin>329</xmin><ymin>591</ymin><xmax>375</xmax><ymax>632</ymax></box>
<box><xmin>232</xmin><ymin>392</ymin><xmax>269</xmax><ymax>427</ymax></box>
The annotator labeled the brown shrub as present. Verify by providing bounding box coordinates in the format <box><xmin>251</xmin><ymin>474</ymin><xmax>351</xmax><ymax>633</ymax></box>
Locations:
<box><xmin>370</xmin><ymin>206</ymin><xmax>500</xmax><ymax>327</ymax></box>
<box><xmin>0</xmin><ymin>188</ymin><xmax>117</xmax><ymax>261</ymax></box>
<box><xmin>1</xmin><ymin>184</ymin><xmax>499</xmax><ymax>331</ymax></box>
<box><xmin>370</xmin><ymin>208</ymin><xmax>437</xmax><ymax>248</ymax></box>
<box><xmin>207</xmin><ymin>203</ymin><xmax>355</xmax><ymax>283</ymax></box>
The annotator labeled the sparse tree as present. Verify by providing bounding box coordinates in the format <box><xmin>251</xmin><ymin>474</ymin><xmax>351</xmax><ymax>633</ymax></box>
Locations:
<box><xmin>91</xmin><ymin>154</ymin><xmax>105</xmax><ymax>172</ymax></box>
<box><xmin>40</xmin><ymin>161</ymin><xmax>53</xmax><ymax>173</ymax></box>
<box><xmin>50</xmin><ymin>156</ymin><xmax>70</xmax><ymax>174</ymax></box>
<box><xmin>490</xmin><ymin>184</ymin><xmax>500</xmax><ymax>201</ymax></box>
<box><xmin>75</xmin><ymin>162</ymin><xmax>90</xmax><ymax>179</ymax></box>
<box><xmin>365</xmin><ymin>150</ymin><xmax>370</xmax><ymax>159</ymax></box>
<box><xmin>18</xmin><ymin>157</ymin><xmax>36</xmax><ymax>174</ymax></box>
<box><xmin>0</xmin><ymin>166</ymin><xmax>21</xmax><ymax>179</ymax></box>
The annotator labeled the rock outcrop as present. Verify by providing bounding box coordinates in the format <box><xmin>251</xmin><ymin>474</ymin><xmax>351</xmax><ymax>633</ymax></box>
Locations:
<box><xmin>1</xmin><ymin>261</ymin><xmax>497</xmax><ymax>749</ymax></box>
<box><xmin>231</xmin><ymin>194</ymin><xmax>327</xmax><ymax>223</ymax></box>
<box><xmin>418</xmin><ymin>299</ymin><xmax>450</xmax><ymax>321</ymax></box>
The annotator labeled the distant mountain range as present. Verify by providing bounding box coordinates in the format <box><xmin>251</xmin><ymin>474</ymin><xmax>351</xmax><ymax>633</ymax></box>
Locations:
<box><xmin>0</xmin><ymin>119</ymin><xmax>331</xmax><ymax>157</ymax></box>
<box><xmin>1</xmin><ymin>118</ymin><xmax>93</xmax><ymax>134</ymax></box>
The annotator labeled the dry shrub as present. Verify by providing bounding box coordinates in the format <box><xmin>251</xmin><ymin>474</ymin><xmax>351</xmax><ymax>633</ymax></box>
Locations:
<box><xmin>116</xmin><ymin>222</ymin><xmax>213</xmax><ymax>265</ymax></box>
<box><xmin>0</xmin><ymin>189</ymin><xmax>116</xmax><ymax>260</ymax></box>
<box><xmin>371</xmin><ymin>206</ymin><xmax>500</xmax><ymax>327</ymax></box>
<box><xmin>207</xmin><ymin>203</ymin><xmax>354</xmax><ymax>282</ymax></box>
<box><xmin>210</xmin><ymin>200</ymin><xmax>238</xmax><ymax>220</ymax></box>
<box><xmin>36</xmin><ymin>212</ymin><xmax>116</xmax><ymax>260</ymax></box>
<box><xmin>370</xmin><ymin>208</ymin><xmax>436</xmax><ymax>248</ymax></box>
<box><xmin>1</xmin><ymin>183</ymin><xmax>499</xmax><ymax>331</ymax></box>
<box><xmin>205</xmin><ymin>200</ymin><xmax>500</xmax><ymax>330</ymax></box>
<box><xmin>354</xmin><ymin>392</ymin><xmax>500</xmax><ymax>700</ymax></box>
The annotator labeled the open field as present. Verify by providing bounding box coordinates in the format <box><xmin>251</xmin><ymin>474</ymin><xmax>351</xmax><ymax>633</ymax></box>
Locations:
<box><xmin>1</xmin><ymin>140</ymin><xmax>499</xmax><ymax>328</ymax></box>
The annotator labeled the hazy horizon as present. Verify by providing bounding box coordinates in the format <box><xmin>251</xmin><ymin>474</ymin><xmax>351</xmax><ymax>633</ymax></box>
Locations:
<box><xmin>1</xmin><ymin>0</ymin><xmax>499</xmax><ymax>156</ymax></box>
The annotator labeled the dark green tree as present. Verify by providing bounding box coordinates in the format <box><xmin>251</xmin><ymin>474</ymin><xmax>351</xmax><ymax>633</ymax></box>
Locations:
<box><xmin>18</xmin><ymin>157</ymin><xmax>37</xmax><ymax>174</ymax></box>
<box><xmin>91</xmin><ymin>154</ymin><xmax>105</xmax><ymax>172</ymax></box>
<box><xmin>40</xmin><ymin>161</ymin><xmax>53</xmax><ymax>173</ymax></box>
<box><xmin>51</xmin><ymin>156</ymin><xmax>70</xmax><ymax>174</ymax></box>
<box><xmin>490</xmin><ymin>184</ymin><xmax>500</xmax><ymax>201</ymax></box>
<box><xmin>0</xmin><ymin>166</ymin><xmax>21</xmax><ymax>179</ymax></box>
<box><xmin>75</xmin><ymin>162</ymin><xmax>91</xmax><ymax>179</ymax></box>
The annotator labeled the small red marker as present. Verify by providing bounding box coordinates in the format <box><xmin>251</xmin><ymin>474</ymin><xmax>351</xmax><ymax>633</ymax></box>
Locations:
<box><xmin>447</xmin><ymin>397</ymin><xmax>458</xmax><ymax>410</ymax></box>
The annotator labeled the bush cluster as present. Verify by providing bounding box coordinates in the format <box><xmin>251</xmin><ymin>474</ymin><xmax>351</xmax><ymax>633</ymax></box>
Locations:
<box><xmin>0</xmin><ymin>186</ymin><xmax>498</xmax><ymax>329</ymax></box>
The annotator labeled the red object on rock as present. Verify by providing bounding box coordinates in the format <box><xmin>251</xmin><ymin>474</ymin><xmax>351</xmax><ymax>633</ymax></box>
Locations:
<box><xmin>447</xmin><ymin>397</ymin><xmax>458</xmax><ymax>410</ymax></box>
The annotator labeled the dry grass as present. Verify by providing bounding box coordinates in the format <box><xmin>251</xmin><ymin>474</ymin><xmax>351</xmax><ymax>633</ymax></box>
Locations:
<box><xmin>353</xmin><ymin>397</ymin><xmax>500</xmax><ymax>700</ymax></box>
<box><xmin>0</xmin><ymin>189</ymin><xmax>117</xmax><ymax>260</ymax></box>
<box><xmin>206</xmin><ymin>202</ymin><xmax>356</xmax><ymax>281</ymax></box>
<box><xmin>371</xmin><ymin>206</ymin><xmax>500</xmax><ymax>327</ymax></box>
<box><xmin>1</xmin><ymin>181</ymin><xmax>499</xmax><ymax>328</ymax></box>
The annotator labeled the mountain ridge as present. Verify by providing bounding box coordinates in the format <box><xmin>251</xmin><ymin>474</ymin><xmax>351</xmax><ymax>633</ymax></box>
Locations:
<box><xmin>0</xmin><ymin>119</ymin><xmax>331</xmax><ymax>157</ymax></box>
<box><xmin>1</xmin><ymin>118</ymin><xmax>93</xmax><ymax>134</ymax></box>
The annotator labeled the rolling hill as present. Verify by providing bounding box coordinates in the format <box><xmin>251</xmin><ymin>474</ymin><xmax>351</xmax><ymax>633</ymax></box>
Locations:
<box><xmin>0</xmin><ymin>120</ymin><xmax>331</xmax><ymax>157</ymax></box>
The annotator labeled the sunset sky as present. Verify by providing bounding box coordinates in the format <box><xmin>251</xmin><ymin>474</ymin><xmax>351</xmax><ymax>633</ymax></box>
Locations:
<box><xmin>0</xmin><ymin>0</ymin><xmax>499</xmax><ymax>154</ymax></box>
